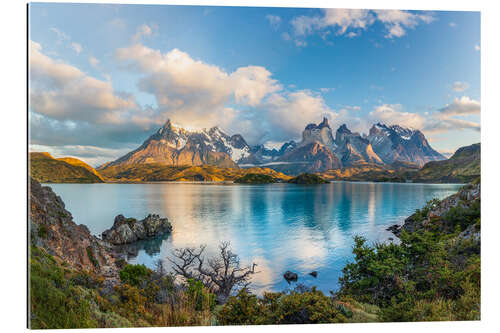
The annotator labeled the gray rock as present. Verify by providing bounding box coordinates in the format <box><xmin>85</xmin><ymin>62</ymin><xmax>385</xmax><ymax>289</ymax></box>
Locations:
<box><xmin>283</xmin><ymin>270</ymin><xmax>298</xmax><ymax>283</ymax></box>
<box><xmin>102</xmin><ymin>214</ymin><xmax>172</xmax><ymax>245</ymax></box>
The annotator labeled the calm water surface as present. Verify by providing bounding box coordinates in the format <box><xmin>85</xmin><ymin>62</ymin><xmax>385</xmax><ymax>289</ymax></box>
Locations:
<box><xmin>48</xmin><ymin>182</ymin><xmax>462</xmax><ymax>294</ymax></box>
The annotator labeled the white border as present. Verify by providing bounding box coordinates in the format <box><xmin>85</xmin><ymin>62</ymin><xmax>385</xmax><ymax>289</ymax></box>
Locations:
<box><xmin>1</xmin><ymin>0</ymin><xmax>499</xmax><ymax>332</ymax></box>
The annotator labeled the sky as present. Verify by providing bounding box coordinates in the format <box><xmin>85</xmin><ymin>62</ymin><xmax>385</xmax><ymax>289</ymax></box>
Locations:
<box><xmin>29</xmin><ymin>3</ymin><xmax>481</xmax><ymax>166</ymax></box>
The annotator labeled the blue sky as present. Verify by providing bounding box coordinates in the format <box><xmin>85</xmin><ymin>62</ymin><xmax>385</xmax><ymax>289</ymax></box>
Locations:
<box><xmin>29</xmin><ymin>3</ymin><xmax>480</xmax><ymax>165</ymax></box>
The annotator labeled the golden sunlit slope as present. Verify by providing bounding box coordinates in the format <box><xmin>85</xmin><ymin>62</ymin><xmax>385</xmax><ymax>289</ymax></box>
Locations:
<box><xmin>29</xmin><ymin>152</ymin><xmax>104</xmax><ymax>183</ymax></box>
<box><xmin>98</xmin><ymin>163</ymin><xmax>292</xmax><ymax>182</ymax></box>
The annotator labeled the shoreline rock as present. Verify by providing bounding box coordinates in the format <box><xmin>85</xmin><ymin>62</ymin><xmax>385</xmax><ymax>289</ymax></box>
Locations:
<box><xmin>102</xmin><ymin>214</ymin><xmax>172</xmax><ymax>245</ymax></box>
<box><xmin>283</xmin><ymin>270</ymin><xmax>298</xmax><ymax>283</ymax></box>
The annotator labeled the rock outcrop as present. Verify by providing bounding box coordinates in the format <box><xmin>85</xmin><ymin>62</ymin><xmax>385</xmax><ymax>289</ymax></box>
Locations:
<box><xmin>102</xmin><ymin>214</ymin><xmax>172</xmax><ymax>245</ymax></box>
<box><xmin>29</xmin><ymin>177</ymin><xmax>119</xmax><ymax>282</ymax></box>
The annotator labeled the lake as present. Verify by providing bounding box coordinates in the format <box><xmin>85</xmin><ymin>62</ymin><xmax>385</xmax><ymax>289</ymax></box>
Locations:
<box><xmin>48</xmin><ymin>182</ymin><xmax>462</xmax><ymax>294</ymax></box>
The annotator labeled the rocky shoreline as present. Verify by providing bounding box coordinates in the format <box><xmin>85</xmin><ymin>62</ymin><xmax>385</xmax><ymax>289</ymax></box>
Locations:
<box><xmin>387</xmin><ymin>183</ymin><xmax>480</xmax><ymax>239</ymax></box>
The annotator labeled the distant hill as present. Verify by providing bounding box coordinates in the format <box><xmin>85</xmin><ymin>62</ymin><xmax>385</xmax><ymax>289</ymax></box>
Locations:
<box><xmin>98</xmin><ymin>163</ymin><xmax>291</xmax><ymax>182</ymax></box>
<box><xmin>414</xmin><ymin>143</ymin><xmax>480</xmax><ymax>183</ymax></box>
<box><xmin>29</xmin><ymin>152</ymin><xmax>104</xmax><ymax>183</ymax></box>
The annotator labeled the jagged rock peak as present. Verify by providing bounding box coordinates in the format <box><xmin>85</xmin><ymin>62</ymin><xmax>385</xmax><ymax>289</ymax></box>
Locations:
<box><xmin>305</xmin><ymin>117</ymin><xmax>331</xmax><ymax>130</ymax></box>
<box><xmin>318</xmin><ymin>117</ymin><xmax>330</xmax><ymax>129</ymax></box>
<box><xmin>336</xmin><ymin>124</ymin><xmax>351</xmax><ymax>134</ymax></box>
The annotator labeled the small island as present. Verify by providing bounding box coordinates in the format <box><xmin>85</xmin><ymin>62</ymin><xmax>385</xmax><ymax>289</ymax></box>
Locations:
<box><xmin>288</xmin><ymin>173</ymin><xmax>330</xmax><ymax>184</ymax></box>
<box><xmin>234</xmin><ymin>173</ymin><xmax>278</xmax><ymax>184</ymax></box>
<box><xmin>101</xmin><ymin>214</ymin><xmax>172</xmax><ymax>245</ymax></box>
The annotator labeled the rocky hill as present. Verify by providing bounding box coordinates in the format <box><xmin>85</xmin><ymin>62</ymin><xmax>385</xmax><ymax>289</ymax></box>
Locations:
<box><xmin>29</xmin><ymin>177</ymin><xmax>118</xmax><ymax>280</ymax></box>
<box><xmin>30</xmin><ymin>152</ymin><xmax>104</xmax><ymax>183</ymax></box>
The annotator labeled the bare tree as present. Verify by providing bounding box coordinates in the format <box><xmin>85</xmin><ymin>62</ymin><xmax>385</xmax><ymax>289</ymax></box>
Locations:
<box><xmin>168</xmin><ymin>241</ymin><xmax>258</xmax><ymax>303</ymax></box>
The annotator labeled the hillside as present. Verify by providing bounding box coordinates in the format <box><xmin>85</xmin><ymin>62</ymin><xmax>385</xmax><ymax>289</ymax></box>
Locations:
<box><xmin>339</xmin><ymin>183</ymin><xmax>480</xmax><ymax>321</ymax></box>
<box><xmin>414</xmin><ymin>143</ymin><xmax>480</xmax><ymax>183</ymax></box>
<box><xmin>30</xmin><ymin>152</ymin><xmax>104</xmax><ymax>183</ymax></box>
<box><xmin>99</xmin><ymin>163</ymin><xmax>292</xmax><ymax>182</ymax></box>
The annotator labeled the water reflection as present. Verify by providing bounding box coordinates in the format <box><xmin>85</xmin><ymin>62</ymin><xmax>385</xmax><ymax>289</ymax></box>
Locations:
<box><xmin>49</xmin><ymin>182</ymin><xmax>462</xmax><ymax>294</ymax></box>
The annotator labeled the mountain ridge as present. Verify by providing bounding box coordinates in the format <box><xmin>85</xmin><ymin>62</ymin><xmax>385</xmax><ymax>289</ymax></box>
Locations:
<box><xmin>99</xmin><ymin>118</ymin><xmax>448</xmax><ymax>175</ymax></box>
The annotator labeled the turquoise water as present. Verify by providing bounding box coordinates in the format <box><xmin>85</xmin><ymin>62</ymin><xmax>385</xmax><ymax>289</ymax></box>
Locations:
<box><xmin>48</xmin><ymin>182</ymin><xmax>462</xmax><ymax>294</ymax></box>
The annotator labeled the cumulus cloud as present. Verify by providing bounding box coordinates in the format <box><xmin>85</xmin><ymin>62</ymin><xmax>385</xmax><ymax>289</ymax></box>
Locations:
<box><xmin>287</xmin><ymin>9</ymin><xmax>434</xmax><ymax>45</ymax></box>
<box><xmin>266</xmin><ymin>15</ymin><xmax>281</xmax><ymax>30</ymax></box>
<box><xmin>374</xmin><ymin>9</ymin><xmax>434</xmax><ymax>38</ymax></box>
<box><xmin>115</xmin><ymin>43</ymin><xmax>281</xmax><ymax>130</ymax></box>
<box><xmin>451</xmin><ymin>81</ymin><xmax>469</xmax><ymax>92</ymax></box>
<box><xmin>439</xmin><ymin>96</ymin><xmax>480</xmax><ymax>116</ymax></box>
<box><xmin>370</xmin><ymin>101</ymin><xmax>480</xmax><ymax>134</ymax></box>
<box><xmin>263</xmin><ymin>90</ymin><xmax>337</xmax><ymax>139</ymax></box>
<box><xmin>370</xmin><ymin>104</ymin><xmax>426</xmax><ymax>129</ymax></box>
<box><xmin>474</xmin><ymin>44</ymin><xmax>480</xmax><ymax>51</ymax></box>
<box><xmin>30</xmin><ymin>40</ymin><xmax>137</xmax><ymax>125</ymax></box>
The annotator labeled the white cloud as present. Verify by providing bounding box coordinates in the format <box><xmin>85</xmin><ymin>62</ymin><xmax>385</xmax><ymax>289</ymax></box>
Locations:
<box><xmin>370</xmin><ymin>104</ymin><xmax>426</xmax><ymax>129</ymax></box>
<box><xmin>89</xmin><ymin>56</ymin><xmax>99</xmax><ymax>67</ymax></box>
<box><xmin>439</xmin><ymin>96</ymin><xmax>480</xmax><ymax>116</ymax></box>
<box><xmin>262</xmin><ymin>90</ymin><xmax>337</xmax><ymax>140</ymax></box>
<box><xmin>370</xmin><ymin>101</ymin><xmax>480</xmax><ymax>134</ymax></box>
<box><xmin>449</xmin><ymin>22</ymin><xmax>457</xmax><ymax>28</ymax></box>
<box><xmin>71</xmin><ymin>42</ymin><xmax>82</xmax><ymax>54</ymax></box>
<box><xmin>29</xmin><ymin>144</ymin><xmax>135</xmax><ymax>167</ymax></box>
<box><xmin>474</xmin><ymin>44</ymin><xmax>480</xmax><ymax>51</ymax></box>
<box><xmin>451</xmin><ymin>81</ymin><xmax>469</xmax><ymax>92</ymax></box>
<box><xmin>30</xmin><ymin>40</ymin><xmax>136</xmax><ymax>125</ymax></box>
<box><xmin>287</xmin><ymin>9</ymin><xmax>434</xmax><ymax>45</ymax></box>
<box><xmin>115</xmin><ymin>43</ymin><xmax>281</xmax><ymax>130</ymax></box>
<box><xmin>266</xmin><ymin>15</ymin><xmax>281</xmax><ymax>29</ymax></box>
<box><xmin>132</xmin><ymin>24</ymin><xmax>156</xmax><ymax>42</ymax></box>
<box><xmin>374</xmin><ymin>10</ymin><xmax>435</xmax><ymax>38</ymax></box>
<box><xmin>50</xmin><ymin>27</ymin><xmax>70</xmax><ymax>43</ymax></box>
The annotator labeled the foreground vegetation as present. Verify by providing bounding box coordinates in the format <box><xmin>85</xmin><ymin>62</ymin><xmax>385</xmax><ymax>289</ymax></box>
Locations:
<box><xmin>29</xmin><ymin>180</ymin><xmax>480</xmax><ymax>327</ymax></box>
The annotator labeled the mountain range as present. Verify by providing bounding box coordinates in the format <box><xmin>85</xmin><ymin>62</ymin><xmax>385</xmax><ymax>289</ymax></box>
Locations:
<box><xmin>99</xmin><ymin>118</ymin><xmax>445</xmax><ymax>175</ymax></box>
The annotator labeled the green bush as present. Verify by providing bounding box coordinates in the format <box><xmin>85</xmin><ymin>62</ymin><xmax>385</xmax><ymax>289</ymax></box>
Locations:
<box><xmin>119</xmin><ymin>264</ymin><xmax>150</xmax><ymax>286</ymax></box>
<box><xmin>187</xmin><ymin>278</ymin><xmax>216</xmax><ymax>311</ymax></box>
<box><xmin>217</xmin><ymin>288</ymin><xmax>348</xmax><ymax>325</ymax></box>
<box><xmin>339</xmin><ymin>215</ymin><xmax>480</xmax><ymax>322</ymax></box>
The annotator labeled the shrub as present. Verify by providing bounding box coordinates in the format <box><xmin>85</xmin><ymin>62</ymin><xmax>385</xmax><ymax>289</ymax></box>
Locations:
<box><xmin>217</xmin><ymin>288</ymin><xmax>348</xmax><ymax>325</ymax></box>
<box><xmin>187</xmin><ymin>278</ymin><xmax>216</xmax><ymax>311</ymax></box>
<box><xmin>119</xmin><ymin>264</ymin><xmax>150</xmax><ymax>287</ymax></box>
